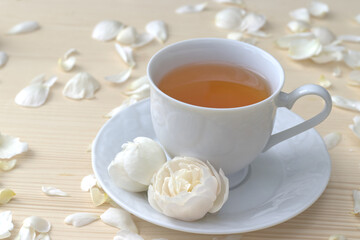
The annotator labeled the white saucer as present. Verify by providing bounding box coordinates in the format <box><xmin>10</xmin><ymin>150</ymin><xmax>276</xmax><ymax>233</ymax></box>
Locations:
<box><xmin>92</xmin><ymin>99</ymin><xmax>331</xmax><ymax>235</ymax></box>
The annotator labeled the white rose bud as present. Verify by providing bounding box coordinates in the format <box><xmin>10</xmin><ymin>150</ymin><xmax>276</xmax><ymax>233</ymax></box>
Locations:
<box><xmin>108</xmin><ymin>137</ymin><xmax>167</xmax><ymax>192</ymax></box>
<box><xmin>148</xmin><ymin>156</ymin><xmax>229</xmax><ymax>221</ymax></box>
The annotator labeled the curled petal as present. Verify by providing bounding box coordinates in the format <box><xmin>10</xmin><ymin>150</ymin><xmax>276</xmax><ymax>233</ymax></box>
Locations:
<box><xmin>348</xmin><ymin>71</ymin><xmax>360</xmax><ymax>86</ymax></box>
<box><xmin>215</xmin><ymin>8</ymin><xmax>246</xmax><ymax>29</ymax></box>
<box><xmin>92</xmin><ymin>20</ymin><xmax>124</xmax><ymax>41</ymax></box>
<box><xmin>42</xmin><ymin>186</ymin><xmax>69</xmax><ymax>197</ymax></box>
<box><xmin>175</xmin><ymin>3</ymin><xmax>207</xmax><ymax>14</ymax></box>
<box><xmin>63</xmin><ymin>72</ymin><xmax>100</xmax><ymax>99</ymax></box>
<box><xmin>100</xmin><ymin>207</ymin><xmax>138</xmax><ymax>233</ymax></box>
<box><xmin>317</xmin><ymin>75</ymin><xmax>332</xmax><ymax>89</ymax></box>
<box><xmin>146</xmin><ymin>20</ymin><xmax>168</xmax><ymax>43</ymax></box>
<box><xmin>58</xmin><ymin>56</ymin><xmax>76</xmax><ymax>72</ymax></box>
<box><xmin>309</xmin><ymin>1</ymin><xmax>329</xmax><ymax>18</ymax></box>
<box><xmin>349</xmin><ymin>116</ymin><xmax>360</xmax><ymax>139</ymax></box>
<box><xmin>115</xmin><ymin>44</ymin><xmax>136</xmax><ymax>67</ymax></box>
<box><xmin>8</xmin><ymin>21</ymin><xmax>40</xmax><ymax>34</ymax></box>
<box><xmin>287</xmin><ymin>20</ymin><xmax>310</xmax><ymax>33</ymax></box>
<box><xmin>324</xmin><ymin>132</ymin><xmax>341</xmax><ymax>149</ymax></box>
<box><xmin>344</xmin><ymin>50</ymin><xmax>360</xmax><ymax>69</ymax></box>
<box><xmin>338</xmin><ymin>35</ymin><xmax>360</xmax><ymax>43</ymax></box>
<box><xmin>81</xmin><ymin>174</ymin><xmax>97</xmax><ymax>191</ymax></box>
<box><xmin>0</xmin><ymin>52</ymin><xmax>9</xmax><ymax>68</ymax></box>
<box><xmin>240</xmin><ymin>12</ymin><xmax>266</xmax><ymax>33</ymax></box>
<box><xmin>0</xmin><ymin>211</ymin><xmax>13</xmax><ymax>239</ymax></box>
<box><xmin>354</xmin><ymin>190</ymin><xmax>360</xmax><ymax>214</ymax></box>
<box><xmin>288</xmin><ymin>38</ymin><xmax>322</xmax><ymax>60</ymax></box>
<box><xmin>0</xmin><ymin>159</ymin><xmax>17</xmax><ymax>171</ymax></box>
<box><xmin>114</xmin><ymin>230</ymin><xmax>144</xmax><ymax>240</ymax></box>
<box><xmin>64</xmin><ymin>212</ymin><xmax>99</xmax><ymax>227</ymax></box>
<box><xmin>289</xmin><ymin>8</ymin><xmax>310</xmax><ymax>23</ymax></box>
<box><xmin>117</xmin><ymin>27</ymin><xmax>137</xmax><ymax>45</ymax></box>
<box><xmin>0</xmin><ymin>189</ymin><xmax>15</xmax><ymax>204</ymax></box>
<box><xmin>275</xmin><ymin>32</ymin><xmax>314</xmax><ymax>49</ymax></box>
<box><xmin>332</xmin><ymin>96</ymin><xmax>360</xmax><ymax>112</ymax></box>
<box><xmin>311</xmin><ymin>27</ymin><xmax>336</xmax><ymax>45</ymax></box>
<box><xmin>131</xmin><ymin>33</ymin><xmax>154</xmax><ymax>48</ymax></box>
<box><xmin>90</xmin><ymin>187</ymin><xmax>108</xmax><ymax>206</ymax></box>
<box><xmin>0</xmin><ymin>133</ymin><xmax>28</xmax><ymax>159</ymax></box>
<box><xmin>23</xmin><ymin>216</ymin><xmax>51</xmax><ymax>233</ymax></box>
<box><xmin>105</xmin><ymin>68</ymin><xmax>132</xmax><ymax>84</ymax></box>
<box><xmin>15</xmin><ymin>226</ymin><xmax>36</xmax><ymax>240</ymax></box>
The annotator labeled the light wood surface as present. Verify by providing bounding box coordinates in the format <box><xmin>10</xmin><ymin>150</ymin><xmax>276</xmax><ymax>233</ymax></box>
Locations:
<box><xmin>1</xmin><ymin>0</ymin><xmax>360</xmax><ymax>239</ymax></box>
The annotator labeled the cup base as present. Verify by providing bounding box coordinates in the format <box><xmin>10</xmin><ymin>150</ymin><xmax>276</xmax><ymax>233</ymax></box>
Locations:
<box><xmin>228</xmin><ymin>166</ymin><xmax>250</xmax><ymax>189</ymax></box>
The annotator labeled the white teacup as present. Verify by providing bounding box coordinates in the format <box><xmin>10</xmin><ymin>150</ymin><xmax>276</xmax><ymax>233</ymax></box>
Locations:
<box><xmin>147</xmin><ymin>38</ymin><xmax>332</xmax><ymax>185</ymax></box>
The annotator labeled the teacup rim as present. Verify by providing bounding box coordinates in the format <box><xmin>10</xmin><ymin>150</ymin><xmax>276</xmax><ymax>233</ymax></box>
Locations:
<box><xmin>147</xmin><ymin>38</ymin><xmax>285</xmax><ymax>111</ymax></box>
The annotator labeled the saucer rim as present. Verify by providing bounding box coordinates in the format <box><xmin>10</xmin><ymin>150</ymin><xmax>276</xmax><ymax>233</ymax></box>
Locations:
<box><xmin>92</xmin><ymin>98</ymin><xmax>331</xmax><ymax>235</ymax></box>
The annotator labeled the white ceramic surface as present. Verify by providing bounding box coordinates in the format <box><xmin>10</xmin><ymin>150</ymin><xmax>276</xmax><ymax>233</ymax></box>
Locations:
<box><xmin>92</xmin><ymin>99</ymin><xmax>331</xmax><ymax>235</ymax></box>
<box><xmin>147</xmin><ymin>38</ymin><xmax>332</xmax><ymax>176</ymax></box>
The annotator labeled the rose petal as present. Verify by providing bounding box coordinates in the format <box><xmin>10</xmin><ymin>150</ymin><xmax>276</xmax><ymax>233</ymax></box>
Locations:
<box><xmin>215</xmin><ymin>8</ymin><xmax>246</xmax><ymax>30</ymax></box>
<box><xmin>348</xmin><ymin>70</ymin><xmax>360</xmax><ymax>86</ymax></box>
<box><xmin>124</xmin><ymin>76</ymin><xmax>150</xmax><ymax>99</ymax></box>
<box><xmin>275</xmin><ymin>32</ymin><xmax>314</xmax><ymax>49</ymax></box>
<box><xmin>114</xmin><ymin>230</ymin><xmax>144</xmax><ymax>240</ymax></box>
<box><xmin>104</xmin><ymin>96</ymin><xmax>138</xmax><ymax>118</ymax></box>
<box><xmin>63</xmin><ymin>72</ymin><xmax>100</xmax><ymax>100</ymax></box>
<box><xmin>349</xmin><ymin>115</ymin><xmax>360</xmax><ymax>139</ymax></box>
<box><xmin>115</xmin><ymin>44</ymin><xmax>136</xmax><ymax>67</ymax></box>
<box><xmin>0</xmin><ymin>211</ymin><xmax>13</xmax><ymax>239</ymax></box>
<box><xmin>240</xmin><ymin>13</ymin><xmax>266</xmax><ymax>33</ymax></box>
<box><xmin>58</xmin><ymin>56</ymin><xmax>76</xmax><ymax>72</ymax></box>
<box><xmin>64</xmin><ymin>212</ymin><xmax>99</xmax><ymax>227</ymax></box>
<box><xmin>338</xmin><ymin>35</ymin><xmax>360</xmax><ymax>43</ymax></box>
<box><xmin>208</xmin><ymin>169</ymin><xmax>229</xmax><ymax>213</ymax></box>
<box><xmin>90</xmin><ymin>187</ymin><xmax>108</xmax><ymax>206</ymax></box>
<box><xmin>8</xmin><ymin>21</ymin><xmax>40</xmax><ymax>34</ymax></box>
<box><xmin>355</xmin><ymin>14</ymin><xmax>360</xmax><ymax>24</ymax></box>
<box><xmin>42</xmin><ymin>186</ymin><xmax>69</xmax><ymax>197</ymax></box>
<box><xmin>81</xmin><ymin>174</ymin><xmax>97</xmax><ymax>191</ymax></box>
<box><xmin>145</xmin><ymin>20</ymin><xmax>168</xmax><ymax>43</ymax></box>
<box><xmin>311</xmin><ymin>45</ymin><xmax>344</xmax><ymax>64</ymax></box>
<box><xmin>0</xmin><ymin>52</ymin><xmax>9</xmax><ymax>68</ymax></box>
<box><xmin>332</xmin><ymin>96</ymin><xmax>360</xmax><ymax>112</ymax></box>
<box><xmin>323</xmin><ymin>132</ymin><xmax>341</xmax><ymax>149</ymax></box>
<box><xmin>100</xmin><ymin>207</ymin><xmax>138</xmax><ymax>233</ymax></box>
<box><xmin>175</xmin><ymin>2</ymin><xmax>207</xmax><ymax>14</ymax></box>
<box><xmin>287</xmin><ymin>20</ymin><xmax>310</xmax><ymax>33</ymax></box>
<box><xmin>23</xmin><ymin>216</ymin><xmax>51</xmax><ymax>233</ymax></box>
<box><xmin>213</xmin><ymin>0</ymin><xmax>243</xmax><ymax>6</ymax></box>
<box><xmin>354</xmin><ymin>189</ymin><xmax>360</xmax><ymax>214</ymax></box>
<box><xmin>15</xmin><ymin>75</ymin><xmax>58</xmax><ymax>107</ymax></box>
<box><xmin>92</xmin><ymin>20</ymin><xmax>124</xmax><ymax>41</ymax></box>
<box><xmin>35</xmin><ymin>233</ymin><xmax>50</xmax><ymax>240</ymax></box>
<box><xmin>311</xmin><ymin>27</ymin><xmax>336</xmax><ymax>45</ymax></box>
<box><xmin>0</xmin><ymin>159</ymin><xmax>17</xmax><ymax>171</ymax></box>
<box><xmin>289</xmin><ymin>8</ymin><xmax>310</xmax><ymax>23</ymax></box>
<box><xmin>309</xmin><ymin>1</ymin><xmax>329</xmax><ymax>17</ymax></box>
<box><xmin>329</xmin><ymin>235</ymin><xmax>347</xmax><ymax>240</ymax></box>
<box><xmin>116</xmin><ymin>27</ymin><xmax>137</xmax><ymax>45</ymax></box>
<box><xmin>332</xmin><ymin>67</ymin><xmax>342</xmax><ymax>77</ymax></box>
<box><xmin>15</xmin><ymin>226</ymin><xmax>36</xmax><ymax>240</ymax></box>
<box><xmin>64</xmin><ymin>48</ymin><xmax>77</xmax><ymax>59</ymax></box>
<box><xmin>227</xmin><ymin>32</ymin><xmax>243</xmax><ymax>40</ymax></box>
<box><xmin>131</xmin><ymin>33</ymin><xmax>154</xmax><ymax>48</ymax></box>
<box><xmin>344</xmin><ymin>50</ymin><xmax>360</xmax><ymax>69</ymax></box>
<box><xmin>104</xmin><ymin>68</ymin><xmax>132</xmax><ymax>84</ymax></box>
<box><xmin>318</xmin><ymin>75</ymin><xmax>332</xmax><ymax>88</ymax></box>
<box><xmin>289</xmin><ymin>38</ymin><xmax>322</xmax><ymax>60</ymax></box>
<box><xmin>0</xmin><ymin>133</ymin><xmax>28</xmax><ymax>159</ymax></box>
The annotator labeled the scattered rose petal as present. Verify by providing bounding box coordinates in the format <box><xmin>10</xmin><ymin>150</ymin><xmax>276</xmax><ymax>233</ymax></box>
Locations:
<box><xmin>324</xmin><ymin>132</ymin><xmax>341</xmax><ymax>149</ymax></box>
<box><xmin>309</xmin><ymin>1</ymin><xmax>329</xmax><ymax>17</ymax></box>
<box><xmin>81</xmin><ymin>174</ymin><xmax>97</xmax><ymax>191</ymax></box>
<box><xmin>64</xmin><ymin>212</ymin><xmax>99</xmax><ymax>227</ymax></box>
<box><xmin>288</xmin><ymin>38</ymin><xmax>322</xmax><ymax>60</ymax></box>
<box><xmin>0</xmin><ymin>211</ymin><xmax>13</xmax><ymax>239</ymax></box>
<box><xmin>215</xmin><ymin>8</ymin><xmax>246</xmax><ymax>30</ymax></box>
<box><xmin>175</xmin><ymin>2</ymin><xmax>207</xmax><ymax>14</ymax></box>
<box><xmin>131</xmin><ymin>33</ymin><xmax>154</xmax><ymax>48</ymax></box>
<box><xmin>104</xmin><ymin>96</ymin><xmax>138</xmax><ymax>118</ymax></box>
<box><xmin>15</xmin><ymin>75</ymin><xmax>57</xmax><ymax>107</ymax></box>
<box><xmin>338</xmin><ymin>35</ymin><xmax>360</xmax><ymax>43</ymax></box>
<box><xmin>104</xmin><ymin>68</ymin><xmax>132</xmax><ymax>84</ymax></box>
<box><xmin>247</xmin><ymin>31</ymin><xmax>270</xmax><ymax>38</ymax></box>
<box><xmin>311</xmin><ymin>27</ymin><xmax>336</xmax><ymax>45</ymax></box>
<box><xmin>146</xmin><ymin>20</ymin><xmax>168</xmax><ymax>43</ymax></box>
<box><xmin>355</xmin><ymin>14</ymin><xmax>360</xmax><ymax>24</ymax></box>
<box><xmin>108</xmin><ymin>137</ymin><xmax>166</xmax><ymax>192</ymax></box>
<box><xmin>115</xmin><ymin>44</ymin><xmax>136</xmax><ymax>67</ymax></box>
<box><xmin>349</xmin><ymin>116</ymin><xmax>360</xmax><ymax>139</ymax></box>
<box><xmin>90</xmin><ymin>187</ymin><xmax>108</xmax><ymax>206</ymax></box>
<box><xmin>8</xmin><ymin>21</ymin><xmax>40</xmax><ymax>34</ymax></box>
<box><xmin>227</xmin><ymin>32</ymin><xmax>243</xmax><ymax>40</ymax></box>
<box><xmin>116</xmin><ymin>27</ymin><xmax>137</xmax><ymax>45</ymax></box>
<box><xmin>287</xmin><ymin>20</ymin><xmax>310</xmax><ymax>33</ymax></box>
<box><xmin>213</xmin><ymin>0</ymin><xmax>243</xmax><ymax>5</ymax></box>
<box><xmin>63</xmin><ymin>72</ymin><xmax>100</xmax><ymax>100</ymax></box>
<box><xmin>275</xmin><ymin>32</ymin><xmax>314</xmax><ymax>49</ymax></box>
<box><xmin>240</xmin><ymin>13</ymin><xmax>266</xmax><ymax>33</ymax></box>
<box><xmin>114</xmin><ymin>230</ymin><xmax>144</xmax><ymax>240</ymax></box>
<box><xmin>318</xmin><ymin>75</ymin><xmax>332</xmax><ymax>88</ymax></box>
<box><xmin>0</xmin><ymin>133</ymin><xmax>28</xmax><ymax>159</ymax></box>
<box><xmin>35</xmin><ymin>233</ymin><xmax>50</xmax><ymax>240</ymax></box>
<box><xmin>348</xmin><ymin>70</ymin><xmax>360</xmax><ymax>86</ymax></box>
<box><xmin>23</xmin><ymin>216</ymin><xmax>51</xmax><ymax>233</ymax></box>
<box><xmin>100</xmin><ymin>207</ymin><xmax>138</xmax><ymax>233</ymax></box>
<box><xmin>92</xmin><ymin>20</ymin><xmax>124</xmax><ymax>41</ymax></box>
<box><xmin>0</xmin><ymin>52</ymin><xmax>9</xmax><ymax>68</ymax></box>
<box><xmin>344</xmin><ymin>50</ymin><xmax>360</xmax><ymax>69</ymax></box>
<box><xmin>58</xmin><ymin>49</ymin><xmax>77</xmax><ymax>72</ymax></box>
<box><xmin>332</xmin><ymin>96</ymin><xmax>360</xmax><ymax>112</ymax></box>
<box><xmin>354</xmin><ymin>189</ymin><xmax>360</xmax><ymax>214</ymax></box>
<box><xmin>42</xmin><ymin>186</ymin><xmax>69</xmax><ymax>197</ymax></box>
<box><xmin>0</xmin><ymin>159</ymin><xmax>17</xmax><ymax>171</ymax></box>
<box><xmin>311</xmin><ymin>45</ymin><xmax>345</xmax><ymax>64</ymax></box>
<box><xmin>289</xmin><ymin>8</ymin><xmax>310</xmax><ymax>23</ymax></box>
<box><xmin>124</xmin><ymin>76</ymin><xmax>150</xmax><ymax>99</ymax></box>
<box><xmin>332</xmin><ymin>66</ymin><xmax>342</xmax><ymax>77</ymax></box>
<box><xmin>15</xmin><ymin>226</ymin><xmax>36</xmax><ymax>240</ymax></box>
<box><xmin>329</xmin><ymin>235</ymin><xmax>347</xmax><ymax>240</ymax></box>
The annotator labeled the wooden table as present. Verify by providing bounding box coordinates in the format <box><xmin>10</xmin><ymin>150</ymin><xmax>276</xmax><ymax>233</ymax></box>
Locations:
<box><xmin>1</xmin><ymin>0</ymin><xmax>360</xmax><ymax>239</ymax></box>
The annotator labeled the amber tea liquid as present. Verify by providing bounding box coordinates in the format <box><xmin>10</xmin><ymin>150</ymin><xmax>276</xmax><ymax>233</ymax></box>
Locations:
<box><xmin>158</xmin><ymin>63</ymin><xmax>271</xmax><ymax>108</ymax></box>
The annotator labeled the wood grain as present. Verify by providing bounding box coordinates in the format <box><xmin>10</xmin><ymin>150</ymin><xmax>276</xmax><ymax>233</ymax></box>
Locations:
<box><xmin>0</xmin><ymin>0</ymin><xmax>360</xmax><ymax>239</ymax></box>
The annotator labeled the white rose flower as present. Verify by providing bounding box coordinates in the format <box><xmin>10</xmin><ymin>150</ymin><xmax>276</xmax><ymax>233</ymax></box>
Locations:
<box><xmin>108</xmin><ymin>137</ymin><xmax>167</xmax><ymax>192</ymax></box>
<box><xmin>148</xmin><ymin>156</ymin><xmax>229</xmax><ymax>221</ymax></box>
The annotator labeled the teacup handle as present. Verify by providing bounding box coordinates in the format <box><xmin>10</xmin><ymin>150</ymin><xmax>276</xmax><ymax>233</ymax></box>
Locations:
<box><xmin>262</xmin><ymin>84</ymin><xmax>332</xmax><ymax>152</ymax></box>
